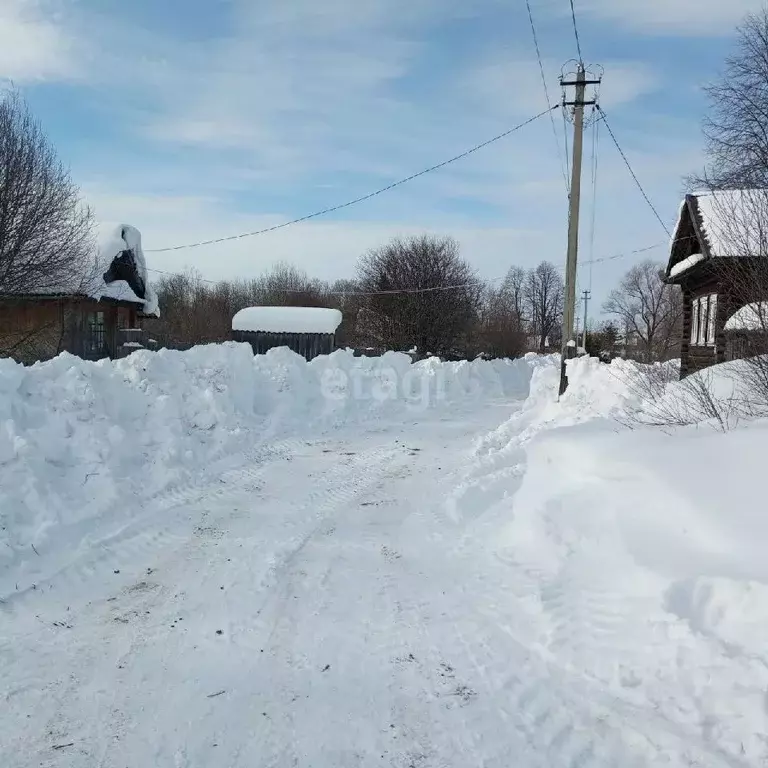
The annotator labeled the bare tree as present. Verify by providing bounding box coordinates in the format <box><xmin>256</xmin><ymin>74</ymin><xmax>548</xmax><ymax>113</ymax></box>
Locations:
<box><xmin>603</xmin><ymin>260</ymin><xmax>682</xmax><ymax>362</ymax></box>
<box><xmin>0</xmin><ymin>91</ymin><xmax>95</xmax><ymax>295</ymax></box>
<box><xmin>475</xmin><ymin>272</ymin><xmax>527</xmax><ymax>359</ymax></box>
<box><xmin>254</xmin><ymin>262</ymin><xmax>327</xmax><ymax>307</ymax></box>
<box><xmin>698</xmin><ymin>9</ymin><xmax>768</xmax><ymax>189</ymax></box>
<box><xmin>0</xmin><ymin>91</ymin><xmax>96</xmax><ymax>360</ymax></box>
<box><xmin>523</xmin><ymin>261</ymin><xmax>563</xmax><ymax>351</ymax></box>
<box><xmin>356</xmin><ymin>235</ymin><xmax>481</xmax><ymax>356</ymax></box>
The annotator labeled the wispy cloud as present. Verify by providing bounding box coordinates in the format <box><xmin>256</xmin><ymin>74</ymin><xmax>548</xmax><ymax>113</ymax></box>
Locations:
<box><xmin>572</xmin><ymin>0</ymin><xmax>765</xmax><ymax>35</ymax></box>
<box><xmin>0</xmin><ymin>0</ymin><xmax>79</xmax><ymax>82</ymax></box>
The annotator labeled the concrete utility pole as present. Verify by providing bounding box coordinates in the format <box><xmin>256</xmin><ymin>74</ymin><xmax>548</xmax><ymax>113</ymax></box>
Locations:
<box><xmin>581</xmin><ymin>289</ymin><xmax>591</xmax><ymax>350</ymax></box>
<box><xmin>558</xmin><ymin>62</ymin><xmax>601</xmax><ymax>396</ymax></box>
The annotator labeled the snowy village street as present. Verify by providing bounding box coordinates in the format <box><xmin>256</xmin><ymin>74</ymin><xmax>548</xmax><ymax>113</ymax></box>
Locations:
<box><xmin>2</xmin><ymin>349</ymin><xmax>767</xmax><ymax>768</ymax></box>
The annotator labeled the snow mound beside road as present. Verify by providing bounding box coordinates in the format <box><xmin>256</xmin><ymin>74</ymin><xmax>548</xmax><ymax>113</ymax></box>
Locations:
<box><xmin>0</xmin><ymin>344</ymin><xmax>542</xmax><ymax>591</ymax></box>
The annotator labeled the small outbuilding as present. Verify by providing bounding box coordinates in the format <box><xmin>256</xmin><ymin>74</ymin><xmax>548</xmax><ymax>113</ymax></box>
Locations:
<box><xmin>232</xmin><ymin>306</ymin><xmax>343</xmax><ymax>360</ymax></box>
<box><xmin>664</xmin><ymin>190</ymin><xmax>768</xmax><ymax>378</ymax></box>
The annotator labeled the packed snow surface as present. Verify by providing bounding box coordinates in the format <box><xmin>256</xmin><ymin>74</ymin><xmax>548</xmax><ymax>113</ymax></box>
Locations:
<box><xmin>232</xmin><ymin>306</ymin><xmax>343</xmax><ymax>334</ymax></box>
<box><xmin>1</xmin><ymin>347</ymin><xmax>767</xmax><ymax>767</ymax></box>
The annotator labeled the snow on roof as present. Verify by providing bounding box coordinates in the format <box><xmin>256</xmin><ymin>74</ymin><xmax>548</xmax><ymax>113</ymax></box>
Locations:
<box><xmin>725</xmin><ymin>302</ymin><xmax>768</xmax><ymax>332</ymax></box>
<box><xmin>693</xmin><ymin>190</ymin><xmax>768</xmax><ymax>258</ymax></box>
<box><xmin>232</xmin><ymin>306</ymin><xmax>343</xmax><ymax>334</ymax></box>
<box><xmin>669</xmin><ymin>253</ymin><xmax>705</xmax><ymax>278</ymax></box>
<box><xmin>90</xmin><ymin>224</ymin><xmax>160</xmax><ymax>317</ymax></box>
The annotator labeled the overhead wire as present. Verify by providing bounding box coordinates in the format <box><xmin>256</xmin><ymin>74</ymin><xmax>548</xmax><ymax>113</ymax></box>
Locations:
<box><xmin>568</xmin><ymin>0</ymin><xmax>584</xmax><ymax>62</ymax></box>
<box><xmin>597</xmin><ymin>105</ymin><xmax>671</xmax><ymax>237</ymax></box>
<box><xmin>144</xmin><ymin>237</ymin><xmax>698</xmax><ymax>295</ymax></box>
<box><xmin>146</xmin><ymin>107</ymin><xmax>557</xmax><ymax>254</ymax></box>
<box><xmin>524</xmin><ymin>0</ymin><xmax>569</xmax><ymax>196</ymax></box>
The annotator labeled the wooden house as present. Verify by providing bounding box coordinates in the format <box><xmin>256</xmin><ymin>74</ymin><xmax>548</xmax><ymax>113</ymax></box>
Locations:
<box><xmin>232</xmin><ymin>306</ymin><xmax>343</xmax><ymax>360</ymax></box>
<box><xmin>664</xmin><ymin>190</ymin><xmax>768</xmax><ymax>378</ymax></box>
<box><xmin>0</xmin><ymin>225</ymin><xmax>159</xmax><ymax>364</ymax></box>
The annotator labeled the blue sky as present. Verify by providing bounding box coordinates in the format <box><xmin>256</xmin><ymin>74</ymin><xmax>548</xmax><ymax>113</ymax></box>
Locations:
<box><xmin>2</xmin><ymin>0</ymin><xmax>765</xmax><ymax>314</ymax></box>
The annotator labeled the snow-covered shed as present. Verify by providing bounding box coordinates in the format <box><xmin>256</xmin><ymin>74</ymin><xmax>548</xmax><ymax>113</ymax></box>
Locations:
<box><xmin>232</xmin><ymin>306</ymin><xmax>343</xmax><ymax>360</ymax></box>
<box><xmin>0</xmin><ymin>224</ymin><xmax>160</xmax><ymax>364</ymax></box>
<box><xmin>664</xmin><ymin>190</ymin><xmax>768</xmax><ymax>378</ymax></box>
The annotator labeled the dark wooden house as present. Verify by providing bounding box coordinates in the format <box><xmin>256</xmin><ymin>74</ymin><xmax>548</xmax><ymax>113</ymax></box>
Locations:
<box><xmin>664</xmin><ymin>191</ymin><xmax>768</xmax><ymax>378</ymax></box>
<box><xmin>0</xmin><ymin>225</ymin><xmax>160</xmax><ymax>364</ymax></box>
<box><xmin>232</xmin><ymin>306</ymin><xmax>343</xmax><ymax>361</ymax></box>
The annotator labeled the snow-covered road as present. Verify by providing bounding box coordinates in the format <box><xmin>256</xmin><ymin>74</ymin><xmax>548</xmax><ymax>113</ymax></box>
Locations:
<box><xmin>1</xmin><ymin>350</ymin><xmax>766</xmax><ymax>767</ymax></box>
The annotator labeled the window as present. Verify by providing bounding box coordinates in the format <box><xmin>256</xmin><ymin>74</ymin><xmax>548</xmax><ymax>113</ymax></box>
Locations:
<box><xmin>86</xmin><ymin>311</ymin><xmax>105</xmax><ymax>355</ymax></box>
<box><xmin>706</xmin><ymin>294</ymin><xmax>717</xmax><ymax>347</ymax></box>
<box><xmin>690</xmin><ymin>293</ymin><xmax>718</xmax><ymax>347</ymax></box>
<box><xmin>691</xmin><ymin>297</ymin><xmax>699</xmax><ymax>344</ymax></box>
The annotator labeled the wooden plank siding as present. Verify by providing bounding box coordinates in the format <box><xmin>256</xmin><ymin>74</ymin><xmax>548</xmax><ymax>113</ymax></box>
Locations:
<box><xmin>0</xmin><ymin>297</ymin><xmax>139</xmax><ymax>364</ymax></box>
<box><xmin>232</xmin><ymin>331</ymin><xmax>336</xmax><ymax>361</ymax></box>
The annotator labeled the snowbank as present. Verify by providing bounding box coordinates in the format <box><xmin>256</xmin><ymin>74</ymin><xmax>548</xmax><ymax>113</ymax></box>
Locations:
<box><xmin>0</xmin><ymin>345</ymin><xmax>540</xmax><ymax>593</ymax></box>
<box><xmin>459</xmin><ymin>352</ymin><xmax>768</xmax><ymax>761</ymax></box>
<box><xmin>232</xmin><ymin>306</ymin><xmax>342</xmax><ymax>334</ymax></box>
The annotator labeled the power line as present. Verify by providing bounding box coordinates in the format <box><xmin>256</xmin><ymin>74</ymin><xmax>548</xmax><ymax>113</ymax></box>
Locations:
<box><xmin>524</xmin><ymin>0</ymin><xmax>569</xmax><ymax>195</ymax></box>
<box><xmin>145</xmin><ymin>237</ymin><xmax>697</xmax><ymax>294</ymax></box>
<box><xmin>568</xmin><ymin>0</ymin><xmax>584</xmax><ymax>62</ymax></box>
<box><xmin>597</xmin><ymin>106</ymin><xmax>671</xmax><ymax>237</ymax></box>
<box><xmin>146</xmin><ymin>107</ymin><xmax>557</xmax><ymax>254</ymax></box>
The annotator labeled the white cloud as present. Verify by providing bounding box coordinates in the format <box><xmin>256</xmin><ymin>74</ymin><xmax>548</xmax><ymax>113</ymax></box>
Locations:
<box><xmin>0</xmin><ymin>0</ymin><xmax>78</xmax><ymax>82</ymax></box>
<box><xmin>572</xmin><ymin>0</ymin><xmax>765</xmax><ymax>35</ymax></box>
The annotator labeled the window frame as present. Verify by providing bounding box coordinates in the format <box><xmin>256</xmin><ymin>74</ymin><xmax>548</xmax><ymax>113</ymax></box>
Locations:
<box><xmin>690</xmin><ymin>293</ymin><xmax>718</xmax><ymax>348</ymax></box>
<box><xmin>691</xmin><ymin>296</ymin><xmax>700</xmax><ymax>345</ymax></box>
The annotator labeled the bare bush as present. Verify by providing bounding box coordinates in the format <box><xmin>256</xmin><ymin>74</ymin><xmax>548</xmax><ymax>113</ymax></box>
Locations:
<box><xmin>613</xmin><ymin>361</ymin><xmax>746</xmax><ymax>432</ymax></box>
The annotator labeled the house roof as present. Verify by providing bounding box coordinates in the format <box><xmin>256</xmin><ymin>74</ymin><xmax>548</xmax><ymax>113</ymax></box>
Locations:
<box><xmin>0</xmin><ymin>224</ymin><xmax>160</xmax><ymax>317</ymax></box>
<box><xmin>666</xmin><ymin>190</ymin><xmax>768</xmax><ymax>280</ymax></box>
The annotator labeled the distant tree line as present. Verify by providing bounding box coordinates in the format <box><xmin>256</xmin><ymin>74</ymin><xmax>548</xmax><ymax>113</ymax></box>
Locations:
<box><xmin>143</xmin><ymin>235</ymin><xmax>569</xmax><ymax>360</ymax></box>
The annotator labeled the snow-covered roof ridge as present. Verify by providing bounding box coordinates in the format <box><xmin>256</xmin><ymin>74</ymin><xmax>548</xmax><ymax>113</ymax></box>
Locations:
<box><xmin>91</xmin><ymin>224</ymin><xmax>160</xmax><ymax>317</ymax></box>
<box><xmin>725</xmin><ymin>301</ymin><xmax>768</xmax><ymax>332</ymax></box>
<box><xmin>232</xmin><ymin>306</ymin><xmax>343</xmax><ymax>334</ymax></box>
<box><xmin>692</xmin><ymin>189</ymin><xmax>768</xmax><ymax>259</ymax></box>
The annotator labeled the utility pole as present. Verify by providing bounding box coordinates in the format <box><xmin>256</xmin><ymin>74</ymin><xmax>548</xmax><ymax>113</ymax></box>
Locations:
<box><xmin>558</xmin><ymin>62</ymin><xmax>601</xmax><ymax>396</ymax></box>
<box><xmin>581</xmin><ymin>289</ymin><xmax>591</xmax><ymax>351</ymax></box>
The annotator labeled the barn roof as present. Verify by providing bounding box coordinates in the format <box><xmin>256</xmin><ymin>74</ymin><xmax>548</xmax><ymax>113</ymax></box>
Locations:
<box><xmin>232</xmin><ymin>306</ymin><xmax>343</xmax><ymax>334</ymax></box>
<box><xmin>666</xmin><ymin>190</ymin><xmax>768</xmax><ymax>280</ymax></box>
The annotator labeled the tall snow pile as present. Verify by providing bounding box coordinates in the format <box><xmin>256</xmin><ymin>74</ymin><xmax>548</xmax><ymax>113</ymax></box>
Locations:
<box><xmin>459</xmin><ymin>353</ymin><xmax>768</xmax><ymax>761</ymax></box>
<box><xmin>0</xmin><ymin>345</ymin><xmax>540</xmax><ymax>595</ymax></box>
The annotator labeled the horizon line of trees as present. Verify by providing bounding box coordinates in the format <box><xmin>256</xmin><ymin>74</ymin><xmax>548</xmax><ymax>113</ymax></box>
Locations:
<box><xmin>143</xmin><ymin>235</ymin><xmax>684</xmax><ymax>364</ymax></box>
<box><xmin>143</xmin><ymin>235</ymin><xmax>567</xmax><ymax>360</ymax></box>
